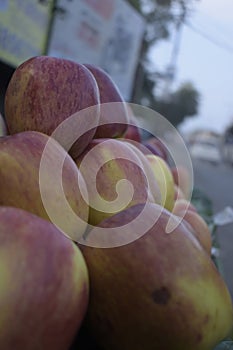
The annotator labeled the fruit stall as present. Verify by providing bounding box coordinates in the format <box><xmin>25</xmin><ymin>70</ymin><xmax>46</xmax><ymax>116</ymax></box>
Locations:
<box><xmin>0</xmin><ymin>1</ymin><xmax>233</xmax><ymax>349</ymax></box>
<box><xmin>0</xmin><ymin>55</ymin><xmax>233</xmax><ymax>350</ymax></box>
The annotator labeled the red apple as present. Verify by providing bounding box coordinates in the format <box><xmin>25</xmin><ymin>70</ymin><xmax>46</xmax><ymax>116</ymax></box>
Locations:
<box><xmin>143</xmin><ymin>137</ymin><xmax>168</xmax><ymax>161</ymax></box>
<box><xmin>171</xmin><ymin>165</ymin><xmax>191</xmax><ymax>200</ymax></box>
<box><xmin>123</xmin><ymin>122</ymin><xmax>141</xmax><ymax>143</ymax></box>
<box><xmin>173</xmin><ymin>202</ymin><xmax>212</xmax><ymax>254</ymax></box>
<box><xmin>0</xmin><ymin>131</ymin><xmax>89</xmax><ymax>241</ymax></box>
<box><xmin>123</xmin><ymin>107</ymin><xmax>141</xmax><ymax>142</ymax></box>
<box><xmin>75</xmin><ymin>138</ymin><xmax>161</xmax><ymax>225</ymax></box>
<box><xmin>79</xmin><ymin>203</ymin><xmax>233</xmax><ymax>350</ymax></box>
<box><xmin>4</xmin><ymin>56</ymin><xmax>100</xmax><ymax>158</ymax></box>
<box><xmin>173</xmin><ymin>198</ymin><xmax>197</xmax><ymax>214</ymax></box>
<box><xmin>142</xmin><ymin>142</ymin><xmax>165</xmax><ymax>158</ymax></box>
<box><xmin>84</xmin><ymin>64</ymin><xmax>128</xmax><ymax>138</ymax></box>
<box><xmin>120</xmin><ymin>138</ymin><xmax>149</xmax><ymax>156</ymax></box>
<box><xmin>174</xmin><ymin>184</ymin><xmax>186</xmax><ymax>201</ymax></box>
<box><xmin>122</xmin><ymin>139</ymin><xmax>166</xmax><ymax>162</ymax></box>
<box><xmin>0</xmin><ymin>206</ymin><xmax>89</xmax><ymax>350</ymax></box>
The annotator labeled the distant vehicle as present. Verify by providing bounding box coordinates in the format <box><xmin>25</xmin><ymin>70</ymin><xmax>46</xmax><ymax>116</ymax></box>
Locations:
<box><xmin>189</xmin><ymin>140</ymin><xmax>221</xmax><ymax>164</ymax></box>
<box><xmin>222</xmin><ymin>142</ymin><xmax>233</xmax><ymax>165</ymax></box>
<box><xmin>222</xmin><ymin>125</ymin><xmax>233</xmax><ymax>166</ymax></box>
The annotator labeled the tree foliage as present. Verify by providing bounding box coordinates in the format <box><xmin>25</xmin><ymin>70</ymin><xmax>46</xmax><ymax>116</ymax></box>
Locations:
<box><xmin>129</xmin><ymin>0</ymin><xmax>198</xmax><ymax>48</ymax></box>
<box><xmin>152</xmin><ymin>81</ymin><xmax>200</xmax><ymax>126</ymax></box>
<box><xmin>128</xmin><ymin>0</ymin><xmax>200</xmax><ymax>126</ymax></box>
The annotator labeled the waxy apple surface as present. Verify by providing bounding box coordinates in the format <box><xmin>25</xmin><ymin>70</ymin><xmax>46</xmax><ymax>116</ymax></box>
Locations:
<box><xmin>171</xmin><ymin>165</ymin><xmax>191</xmax><ymax>200</ymax></box>
<box><xmin>4</xmin><ymin>56</ymin><xmax>100</xmax><ymax>157</ymax></box>
<box><xmin>0</xmin><ymin>206</ymin><xmax>89</xmax><ymax>350</ymax></box>
<box><xmin>75</xmin><ymin>138</ymin><xmax>161</xmax><ymax>226</ymax></box>
<box><xmin>0</xmin><ymin>131</ymin><xmax>89</xmax><ymax>240</ymax></box>
<box><xmin>173</xmin><ymin>201</ymin><xmax>212</xmax><ymax>254</ymax></box>
<box><xmin>80</xmin><ymin>203</ymin><xmax>233</xmax><ymax>350</ymax></box>
<box><xmin>123</xmin><ymin>110</ymin><xmax>141</xmax><ymax>143</ymax></box>
<box><xmin>143</xmin><ymin>137</ymin><xmax>168</xmax><ymax>161</ymax></box>
<box><xmin>146</xmin><ymin>154</ymin><xmax>175</xmax><ymax>211</ymax></box>
<box><xmin>84</xmin><ymin>64</ymin><xmax>128</xmax><ymax>139</ymax></box>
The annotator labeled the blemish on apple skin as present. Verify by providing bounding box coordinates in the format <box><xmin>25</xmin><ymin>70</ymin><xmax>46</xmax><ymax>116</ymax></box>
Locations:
<box><xmin>196</xmin><ymin>332</ymin><xmax>203</xmax><ymax>343</ymax></box>
<box><xmin>152</xmin><ymin>286</ymin><xmax>171</xmax><ymax>305</ymax></box>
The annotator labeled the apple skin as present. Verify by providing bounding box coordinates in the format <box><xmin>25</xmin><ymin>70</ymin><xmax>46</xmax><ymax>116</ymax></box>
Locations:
<box><xmin>142</xmin><ymin>142</ymin><xmax>165</xmax><ymax>158</ymax></box>
<box><xmin>122</xmin><ymin>139</ymin><xmax>164</xmax><ymax>161</ymax></box>
<box><xmin>173</xmin><ymin>198</ymin><xmax>197</xmax><ymax>213</ymax></box>
<box><xmin>143</xmin><ymin>137</ymin><xmax>168</xmax><ymax>161</ymax></box>
<box><xmin>79</xmin><ymin>203</ymin><xmax>233</xmax><ymax>350</ymax></box>
<box><xmin>146</xmin><ymin>154</ymin><xmax>175</xmax><ymax>212</ymax></box>
<box><xmin>75</xmin><ymin>138</ymin><xmax>161</xmax><ymax>226</ymax></box>
<box><xmin>173</xmin><ymin>201</ymin><xmax>212</xmax><ymax>254</ymax></box>
<box><xmin>171</xmin><ymin>165</ymin><xmax>191</xmax><ymax>200</ymax></box>
<box><xmin>174</xmin><ymin>184</ymin><xmax>186</xmax><ymax>201</ymax></box>
<box><xmin>84</xmin><ymin>64</ymin><xmax>128</xmax><ymax>139</ymax></box>
<box><xmin>123</xmin><ymin>110</ymin><xmax>141</xmax><ymax>143</ymax></box>
<box><xmin>0</xmin><ymin>113</ymin><xmax>7</xmax><ymax>137</ymax></box>
<box><xmin>0</xmin><ymin>131</ymin><xmax>89</xmax><ymax>240</ymax></box>
<box><xmin>120</xmin><ymin>138</ymin><xmax>151</xmax><ymax>156</ymax></box>
<box><xmin>123</xmin><ymin>123</ymin><xmax>141</xmax><ymax>143</ymax></box>
<box><xmin>4</xmin><ymin>56</ymin><xmax>100</xmax><ymax>158</ymax></box>
<box><xmin>0</xmin><ymin>206</ymin><xmax>89</xmax><ymax>350</ymax></box>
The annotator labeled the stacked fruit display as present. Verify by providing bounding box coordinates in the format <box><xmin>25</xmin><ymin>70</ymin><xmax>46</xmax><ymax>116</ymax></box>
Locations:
<box><xmin>0</xmin><ymin>56</ymin><xmax>232</xmax><ymax>350</ymax></box>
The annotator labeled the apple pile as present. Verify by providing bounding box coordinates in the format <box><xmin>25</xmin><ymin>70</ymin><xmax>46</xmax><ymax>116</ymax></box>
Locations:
<box><xmin>0</xmin><ymin>56</ymin><xmax>232</xmax><ymax>350</ymax></box>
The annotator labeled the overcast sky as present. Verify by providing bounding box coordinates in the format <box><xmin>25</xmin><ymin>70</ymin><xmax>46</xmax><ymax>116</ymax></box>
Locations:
<box><xmin>150</xmin><ymin>0</ymin><xmax>233</xmax><ymax>135</ymax></box>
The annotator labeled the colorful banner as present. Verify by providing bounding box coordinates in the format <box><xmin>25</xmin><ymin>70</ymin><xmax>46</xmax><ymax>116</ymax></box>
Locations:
<box><xmin>48</xmin><ymin>0</ymin><xmax>145</xmax><ymax>101</ymax></box>
<box><xmin>0</xmin><ymin>0</ymin><xmax>53</xmax><ymax>67</ymax></box>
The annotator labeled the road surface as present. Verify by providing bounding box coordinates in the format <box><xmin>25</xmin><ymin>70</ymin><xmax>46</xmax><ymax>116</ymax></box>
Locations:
<box><xmin>191</xmin><ymin>157</ymin><xmax>233</xmax><ymax>299</ymax></box>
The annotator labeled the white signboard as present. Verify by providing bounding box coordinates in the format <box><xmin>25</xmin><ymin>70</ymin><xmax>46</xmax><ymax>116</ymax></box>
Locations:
<box><xmin>48</xmin><ymin>0</ymin><xmax>145</xmax><ymax>101</ymax></box>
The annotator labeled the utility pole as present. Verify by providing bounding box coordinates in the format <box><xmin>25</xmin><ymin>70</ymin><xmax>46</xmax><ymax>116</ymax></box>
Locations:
<box><xmin>161</xmin><ymin>6</ymin><xmax>186</xmax><ymax>101</ymax></box>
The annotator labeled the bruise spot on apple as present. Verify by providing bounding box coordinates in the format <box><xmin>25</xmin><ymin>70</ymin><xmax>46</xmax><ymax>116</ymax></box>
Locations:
<box><xmin>196</xmin><ymin>332</ymin><xmax>203</xmax><ymax>343</ymax></box>
<box><xmin>152</xmin><ymin>286</ymin><xmax>171</xmax><ymax>305</ymax></box>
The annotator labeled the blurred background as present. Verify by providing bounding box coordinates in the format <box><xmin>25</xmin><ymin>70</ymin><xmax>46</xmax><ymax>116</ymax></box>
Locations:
<box><xmin>0</xmin><ymin>0</ymin><xmax>233</xmax><ymax>296</ymax></box>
